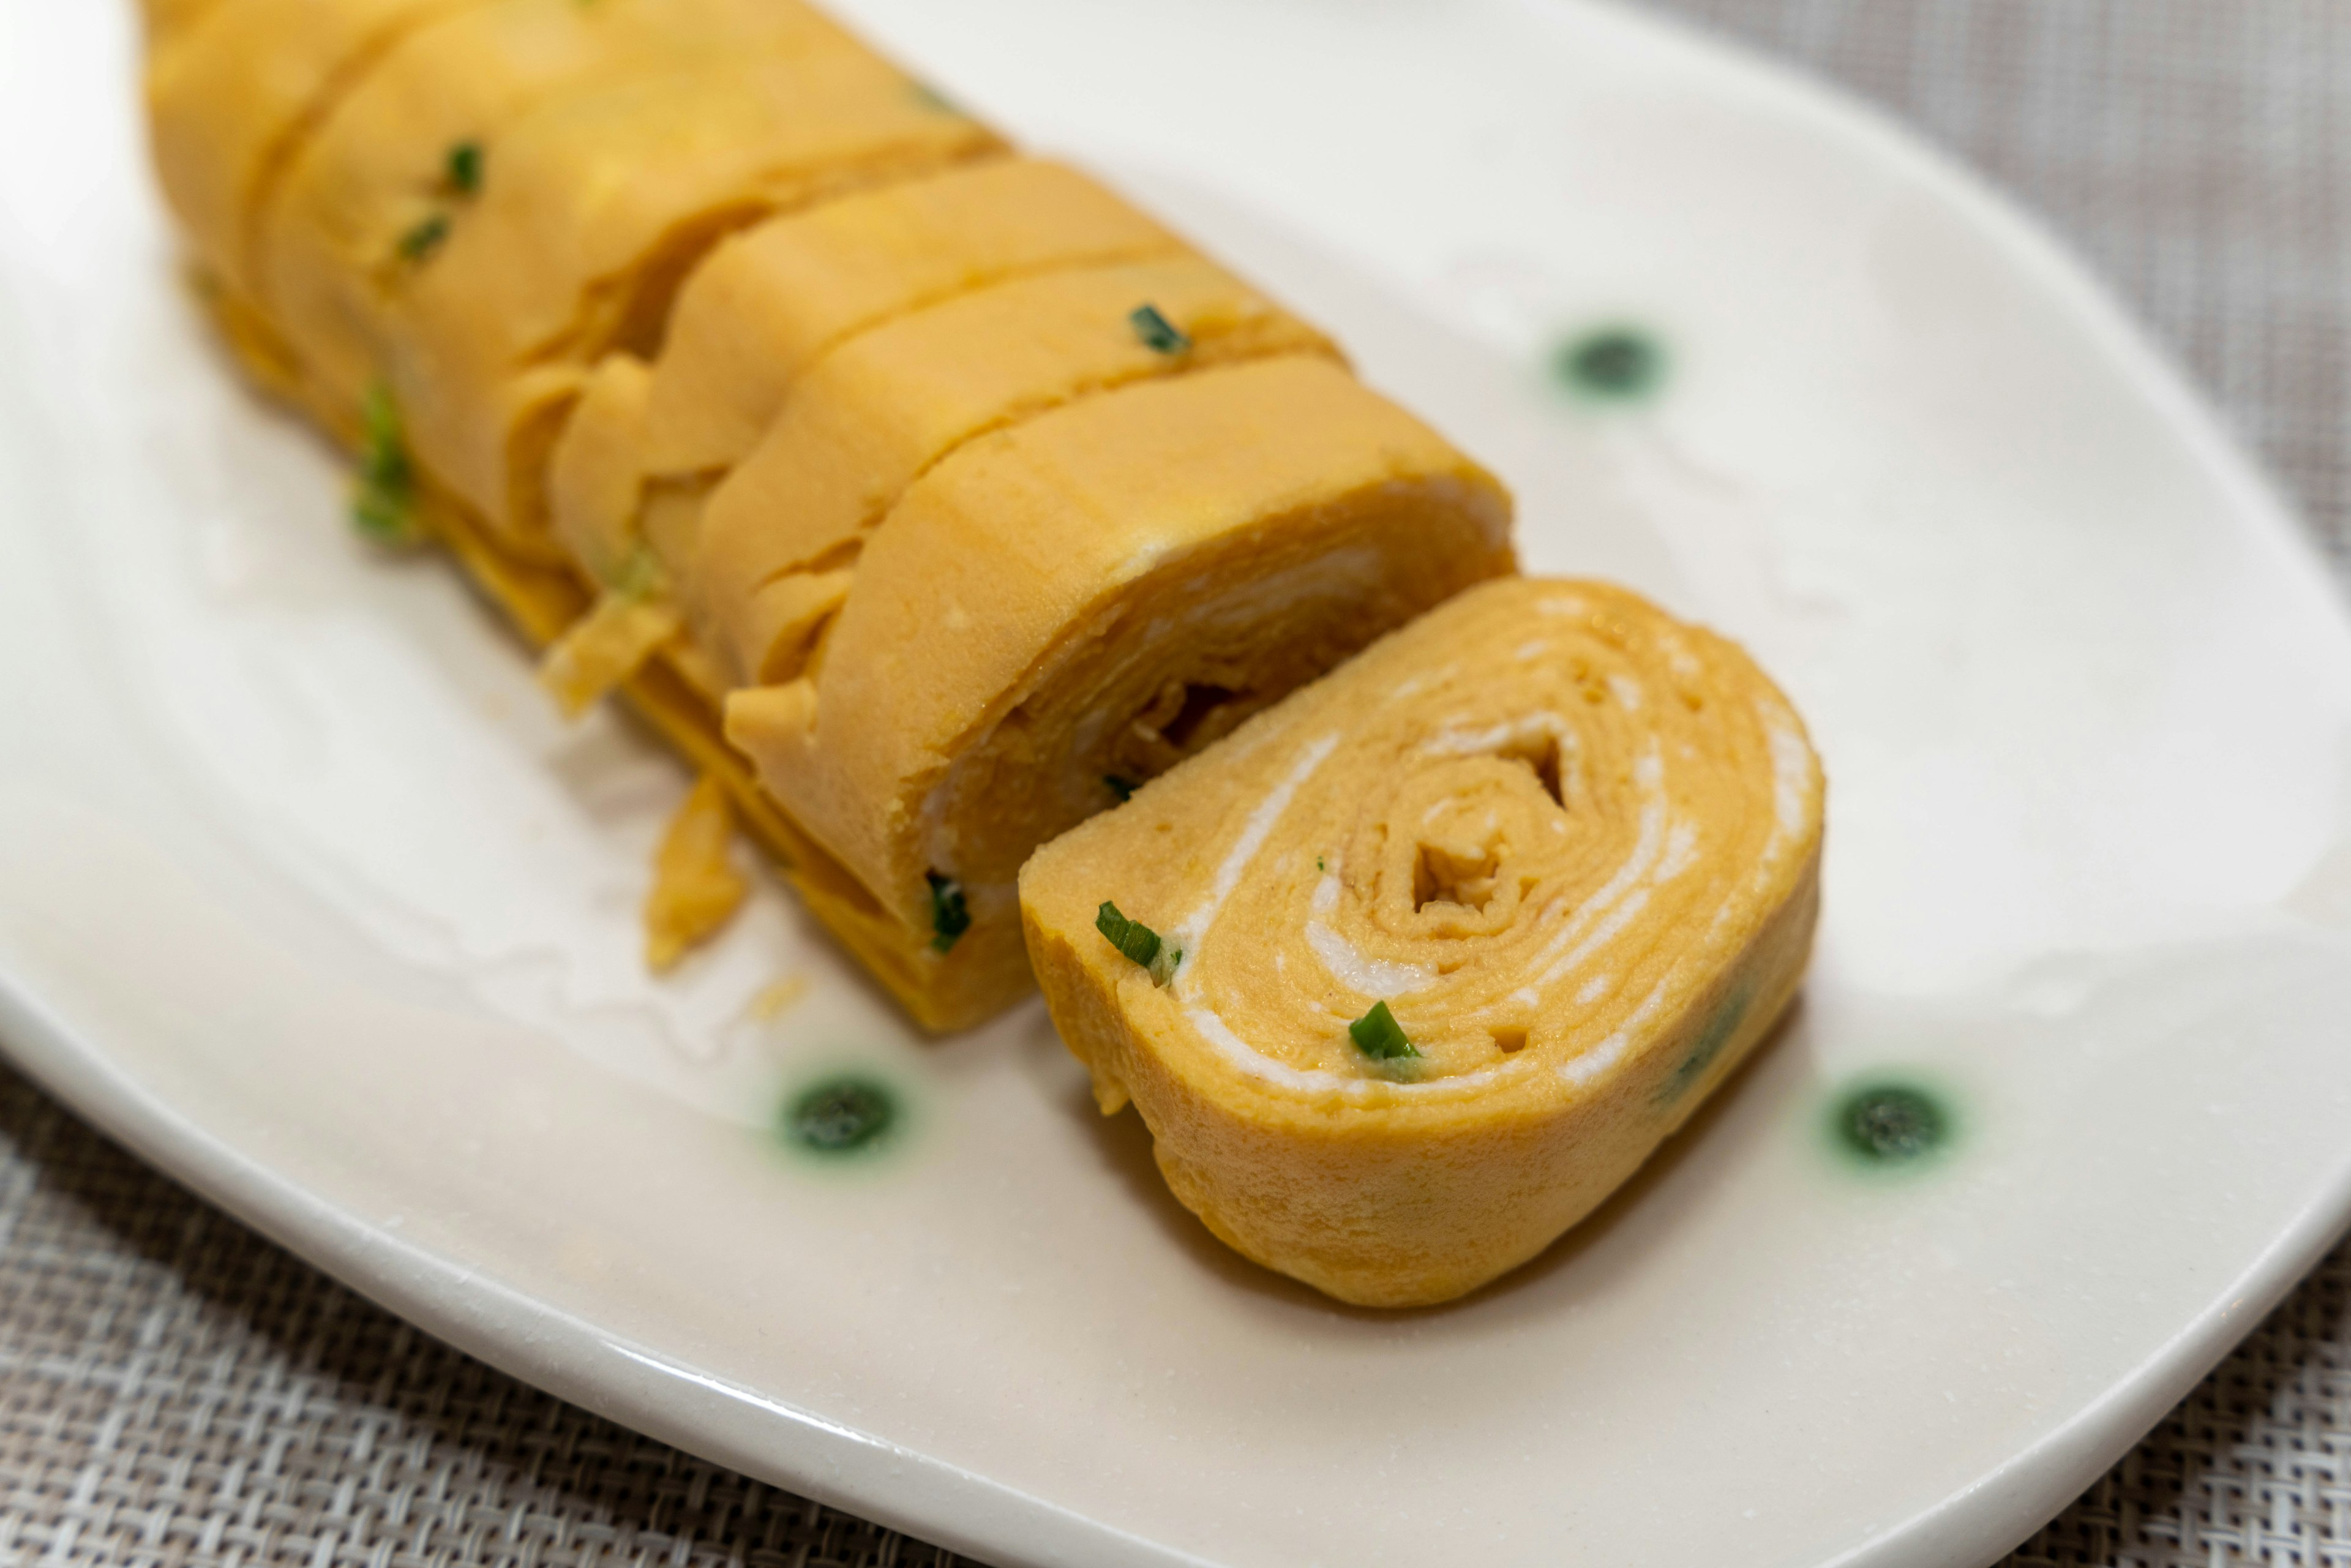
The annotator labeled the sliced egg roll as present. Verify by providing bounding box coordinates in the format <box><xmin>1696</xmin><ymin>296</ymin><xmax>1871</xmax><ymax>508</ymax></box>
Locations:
<box><xmin>667</xmin><ymin>256</ymin><xmax>1342</xmax><ymax>683</ymax></box>
<box><xmin>726</xmin><ymin>354</ymin><xmax>1516</xmax><ymax>1030</ymax></box>
<box><xmin>146</xmin><ymin>0</ymin><xmax>499</xmax><ymax>295</ymax></box>
<box><xmin>1019</xmin><ymin>577</ymin><xmax>1825</xmax><ymax>1308</ymax></box>
<box><xmin>151</xmin><ymin>0</ymin><xmax>1531</xmax><ymax>1037</ymax></box>
<box><xmin>638</xmin><ymin>159</ymin><xmax>1182</xmax><ymax>480</ymax></box>
<box><xmin>384</xmin><ymin>48</ymin><xmax>1003</xmax><ymax>546</ymax></box>
<box><xmin>259</xmin><ymin>0</ymin><xmax>865</xmax><ymax>435</ymax></box>
<box><xmin>555</xmin><ymin>250</ymin><xmax>1337</xmax><ymax>703</ymax></box>
<box><xmin>548</xmin><ymin>157</ymin><xmax>1183</xmax><ymax>577</ymax></box>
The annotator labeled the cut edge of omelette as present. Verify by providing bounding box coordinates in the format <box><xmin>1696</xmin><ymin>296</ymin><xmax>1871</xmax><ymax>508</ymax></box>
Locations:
<box><xmin>1018</xmin><ymin>577</ymin><xmax>1825</xmax><ymax>1306</ymax></box>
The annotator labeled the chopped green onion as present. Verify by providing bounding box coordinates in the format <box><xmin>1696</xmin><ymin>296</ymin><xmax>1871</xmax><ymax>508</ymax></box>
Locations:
<box><xmin>1097</xmin><ymin>902</ymin><xmax>1181</xmax><ymax>985</ymax></box>
<box><xmin>1095</xmin><ymin>901</ymin><xmax>1160</xmax><ymax>967</ymax></box>
<box><xmin>351</xmin><ymin>487</ymin><xmax>412</xmax><ymax>544</ymax></box>
<box><xmin>445</xmin><ymin>141</ymin><xmax>483</xmax><ymax>197</ymax></box>
<box><xmin>927</xmin><ymin>871</ymin><xmax>970</xmax><ymax>953</ymax></box>
<box><xmin>351</xmin><ymin>382</ymin><xmax>419</xmax><ymax>545</ymax></box>
<box><xmin>1349</xmin><ymin>1001</ymin><xmax>1419</xmax><ymax>1061</ymax></box>
<box><xmin>1104</xmin><ymin>775</ymin><xmax>1139</xmax><ymax>803</ymax></box>
<box><xmin>609</xmin><ymin>541</ymin><xmax>664</xmax><ymax>600</ymax></box>
<box><xmin>396</xmin><ymin>212</ymin><xmax>451</xmax><ymax>264</ymax></box>
<box><xmin>1129</xmin><ymin>303</ymin><xmax>1190</xmax><ymax>355</ymax></box>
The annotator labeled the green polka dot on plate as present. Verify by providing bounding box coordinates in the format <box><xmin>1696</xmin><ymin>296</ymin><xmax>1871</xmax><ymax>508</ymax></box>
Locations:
<box><xmin>1555</xmin><ymin>326</ymin><xmax>1668</xmax><ymax>402</ymax></box>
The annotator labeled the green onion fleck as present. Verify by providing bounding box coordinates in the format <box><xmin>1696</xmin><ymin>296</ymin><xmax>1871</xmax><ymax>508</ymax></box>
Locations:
<box><xmin>927</xmin><ymin>871</ymin><xmax>970</xmax><ymax>953</ymax></box>
<box><xmin>396</xmin><ymin>212</ymin><xmax>451</xmax><ymax>265</ymax></box>
<box><xmin>1129</xmin><ymin>303</ymin><xmax>1190</xmax><ymax>355</ymax></box>
<box><xmin>1104</xmin><ymin>775</ymin><xmax>1139</xmax><ymax>803</ymax></box>
<box><xmin>445</xmin><ymin>141</ymin><xmax>483</xmax><ymax>197</ymax></box>
<box><xmin>1349</xmin><ymin>1001</ymin><xmax>1419</xmax><ymax>1061</ymax></box>
<box><xmin>1097</xmin><ymin>902</ymin><xmax>1180</xmax><ymax>985</ymax></box>
<box><xmin>351</xmin><ymin>382</ymin><xmax>419</xmax><ymax>546</ymax></box>
<box><xmin>1095</xmin><ymin>901</ymin><xmax>1160</xmax><ymax>967</ymax></box>
<box><xmin>609</xmin><ymin>541</ymin><xmax>664</xmax><ymax>600</ymax></box>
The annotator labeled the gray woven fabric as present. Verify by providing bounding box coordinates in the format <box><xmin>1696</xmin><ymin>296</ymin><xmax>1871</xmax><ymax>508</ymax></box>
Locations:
<box><xmin>2</xmin><ymin>4</ymin><xmax>2347</xmax><ymax>1566</ymax></box>
<box><xmin>1659</xmin><ymin>0</ymin><xmax>2351</xmax><ymax>571</ymax></box>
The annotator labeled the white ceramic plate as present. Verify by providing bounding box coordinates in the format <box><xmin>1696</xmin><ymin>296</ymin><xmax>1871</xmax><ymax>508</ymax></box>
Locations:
<box><xmin>5</xmin><ymin>1</ymin><xmax>2351</xmax><ymax>1564</ymax></box>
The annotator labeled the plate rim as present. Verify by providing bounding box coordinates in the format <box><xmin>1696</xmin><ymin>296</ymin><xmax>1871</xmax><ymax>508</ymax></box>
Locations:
<box><xmin>4</xmin><ymin>1</ymin><xmax>2350</xmax><ymax>1565</ymax></box>
<box><xmin>1546</xmin><ymin>10</ymin><xmax>2351</xmax><ymax>1566</ymax></box>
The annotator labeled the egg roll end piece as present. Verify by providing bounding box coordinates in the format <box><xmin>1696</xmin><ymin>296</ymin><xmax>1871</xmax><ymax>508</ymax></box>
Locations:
<box><xmin>1019</xmin><ymin>577</ymin><xmax>1825</xmax><ymax>1308</ymax></box>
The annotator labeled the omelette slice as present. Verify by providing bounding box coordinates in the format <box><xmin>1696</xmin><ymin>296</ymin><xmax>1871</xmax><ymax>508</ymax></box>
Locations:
<box><xmin>684</xmin><ymin>254</ymin><xmax>1342</xmax><ymax>686</ymax></box>
<box><xmin>383</xmin><ymin>47</ymin><xmax>1003</xmax><ymax>546</ymax></box>
<box><xmin>549</xmin><ymin>156</ymin><xmax>1183</xmax><ymax>582</ymax></box>
<box><xmin>1019</xmin><ymin>578</ymin><xmax>1824</xmax><ymax>1307</ymax></box>
<box><xmin>258</xmin><ymin>0</ymin><xmax>864</xmax><ymax>435</ymax></box>
<box><xmin>146</xmin><ymin>0</ymin><xmax>501</xmax><ymax>296</ymax></box>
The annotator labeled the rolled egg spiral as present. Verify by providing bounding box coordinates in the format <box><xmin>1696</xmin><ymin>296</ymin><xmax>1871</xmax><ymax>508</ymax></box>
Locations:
<box><xmin>1020</xmin><ymin>577</ymin><xmax>1824</xmax><ymax>1307</ymax></box>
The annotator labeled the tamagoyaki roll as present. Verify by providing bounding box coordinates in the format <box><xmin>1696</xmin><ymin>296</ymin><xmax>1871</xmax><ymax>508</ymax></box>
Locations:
<box><xmin>146</xmin><ymin>0</ymin><xmax>1519</xmax><ymax>1029</ymax></box>
<box><xmin>1019</xmin><ymin>579</ymin><xmax>1824</xmax><ymax>1307</ymax></box>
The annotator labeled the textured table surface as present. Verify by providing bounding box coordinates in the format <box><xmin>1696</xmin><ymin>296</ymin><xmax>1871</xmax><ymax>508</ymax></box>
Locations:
<box><xmin>4</xmin><ymin>3</ymin><xmax>2349</xmax><ymax>1565</ymax></box>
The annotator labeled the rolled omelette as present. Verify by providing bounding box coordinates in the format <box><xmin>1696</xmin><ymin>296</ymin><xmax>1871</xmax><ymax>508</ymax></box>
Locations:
<box><xmin>154</xmin><ymin>0</ymin><xmax>1521</xmax><ymax>1031</ymax></box>
<box><xmin>1019</xmin><ymin>578</ymin><xmax>1824</xmax><ymax>1307</ymax></box>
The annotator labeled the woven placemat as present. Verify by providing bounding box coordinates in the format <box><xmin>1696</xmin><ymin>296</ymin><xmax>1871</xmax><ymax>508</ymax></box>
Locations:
<box><xmin>3</xmin><ymin>3</ymin><xmax>2347</xmax><ymax>1564</ymax></box>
